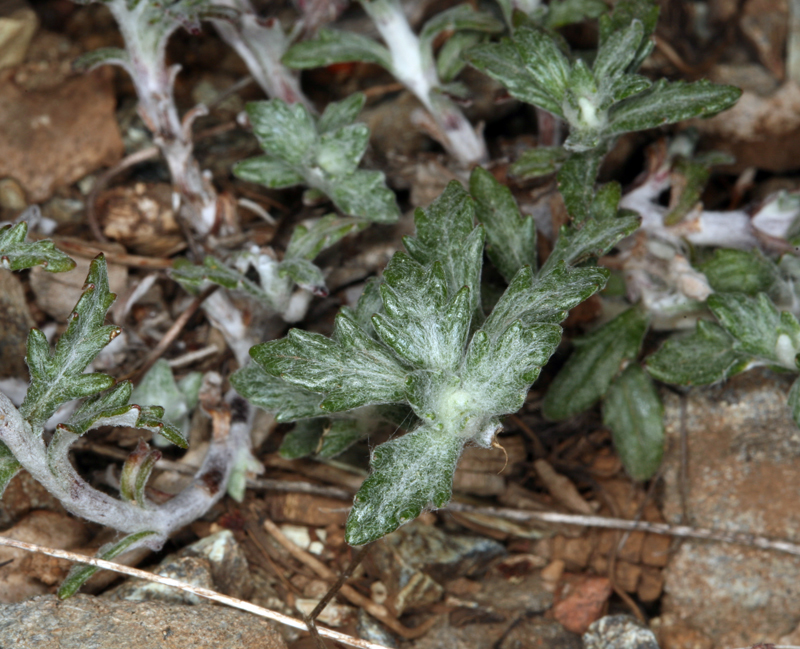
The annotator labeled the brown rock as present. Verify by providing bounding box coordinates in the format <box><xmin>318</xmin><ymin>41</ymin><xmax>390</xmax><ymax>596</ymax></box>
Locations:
<box><xmin>652</xmin><ymin>613</ymin><xmax>714</xmax><ymax>649</ymax></box>
<box><xmin>29</xmin><ymin>251</ymin><xmax>127</xmax><ymax>321</ymax></box>
<box><xmin>0</xmin><ymin>595</ymin><xmax>287</xmax><ymax>649</ymax></box>
<box><xmin>0</xmin><ymin>66</ymin><xmax>122</xmax><ymax>202</ymax></box>
<box><xmin>499</xmin><ymin>618</ymin><xmax>582</xmax><ymax>649</ymax></box>
<box><xmin>0</xmin><ymin>470</ymin><xmax>64</xmax><ymax>527</ymax></box>
<box><xmin>552</xmin><ymin>537</ymin><xmax>592</xmax><ymax>570</ymax></box>
<box><xmin>0</xmin><ymin>510</ymin><xmax>89</xmax><ymax>603</ymax></box>
<box><xmin>637</xmin><ymin>567</ymin><xmax>664</xmax><ymax>603</ymax></box>
<box><xmin>0</xmin><ymin>270</ymin><xmax>33</xmax><ymax>379</ymax></box>
<box><xmin>552</xmin><ymin>576</ymin><xmax>612</xmax><ymax>635</ymax></box>
<box><xmin>613</xmin><ymin>560</ymin><xmax>641</xmax><ymax>594</ymax></box>
<box><xmin>660</xmin><ymin>369</ymin><xmax>800</xmax><ymax>646</ymax></box>
<box><xmin>640</xmin><ymin>533</ymin><xmax>671</xmax><ymax>567</ymax></box>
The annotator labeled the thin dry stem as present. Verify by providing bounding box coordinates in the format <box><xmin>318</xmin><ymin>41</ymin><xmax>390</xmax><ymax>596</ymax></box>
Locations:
<box><xmin>0</xmin><ymin>536</ymin><xmax>392</xmax><ymax>649</ymax></box>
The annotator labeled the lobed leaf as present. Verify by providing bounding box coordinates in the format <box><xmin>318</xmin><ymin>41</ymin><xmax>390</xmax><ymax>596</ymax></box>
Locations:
<box><xmin>0</xmin><ymin>222</ymin><xmax>76</xmax><ymax>273</ymax></box>
<box><xmin>513</xmin><ymin>25</ymin><xmax>571</xmax><ymax>107</ymax></box>
<box><xmin>329</xmin><ymin>170</ymin><xmax>400</xmax><ymax>223</ymax></box>
<box><xmin>279</xmin><ymin>419</ymin><xmax>325</xmax><ymax>459</ymax></box>
<box><xmin>465</xmin><ymin>38</ymin><xmax>563</xmax><ymax>116</ymax></box>
<box><xmin>602</xmin><ymin>364</ymin><xmax>664</xmax><ymax>481</ymax></box>
<box><xmin>699</xmin><ymin>249</ymin><xmax>783</xmax><ymax>298</ymax></box>
<box><xmin>346</xmin><ymin>424</ymin><xmax>464</xmax><ymax>545</ymax></box>
<box><xmin>646</xmin><ymin>320</ymin><xmax>751</xmax><ymax>385</ymax></box>
<box><xmin>419</xmin><ymin>4</ymin><xmax>503</xmax><ymax>55</ymax></box>
<box><xmin>20</xmin><ymin>255</ymin><xmax>119</xmax><ymax>428</ymax></box>
<box><xmin>608</xmin><ymin>79</ymin><xmax>742</xmax><ymax>136</ymax></box>
<box><xmin>546</xmin><ymin>0</ymin><xmax>607</xmax><ymax>29</ymax></box>
<box><xmin>286</xmin><ymin>215</ymin><xmax>364</xmax><ymax>261</ymax></box>
<box><xmin>543</xmin><ymin>308</ymin><xmax>649</xmax><ymax>420</ymax></box>
<box><xmin>317</xmin><ymin>93</ymin><xmax>368</xmax><ymax>134</ymax></box>
<box><xmin>245</xmin><ymin>100</ymin><xmax>316</xmax><ymax>167</ymax></box>
<box><xmin>283</xmin><ymin>28</ymin><xmax>392</xmax><ymax>70</ymax></box>
<box><xmin>233</xmin><ymin>155</ymin><xmax>305</xmax><ymax>189</ymax></box>
<box><xmin>556</xmin><ymin>149</ymin><xmax>604</xmax><ymax>223</ymax></box>
<box><xmin>470</xmin><ymin>167</ymin><xmax>537</xmax><ymax>283</ymax></box>
<box><xmin>437</xmin><ymin>31</ymin><xmax>483</xmax><ymax>82</ymax></box>
<box><xmin>509</xmin><ymin>146</ymin><xmax>568</xmax><ymax>179</ymax></box>
<box><xmin>403</xmin><ymin>181</ymin><xmax>484</xmax><ymax>315</ymax></box>
<box><xmin>251</xmin><ymin>309</ymin><xmax>410</xmax><ymax>412</ymax></box>
<box><xmin>230</xmin><ymin>363</ymin><xmax>324</xmax><ymax>423</ymax></box>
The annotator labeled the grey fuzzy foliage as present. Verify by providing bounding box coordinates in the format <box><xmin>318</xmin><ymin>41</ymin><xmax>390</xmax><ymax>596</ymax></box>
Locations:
<box><xmin>543</xmin><ymin>308</ymin><xmax>649</xmax><ymax>421</ymax></box>
<box><xmin>240</xmin><ymin>180</ymin><xmax>621</xmax><ymax>544</ymax></box>
<box><xmin>602</xmin><ymin>364</ymin><xmax>664</xmax><ymax>482</ymax></box>
<box><xmin>236</xmin><ymin>96</ymin><xmax>399</xmax><ymax>223</ymax></box>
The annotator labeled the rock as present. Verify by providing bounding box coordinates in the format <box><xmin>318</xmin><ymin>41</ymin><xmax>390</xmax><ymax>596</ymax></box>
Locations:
<box><xmin>0</xmin><ymin>177</ymin><xmax>26</xmax><ymax>212</ymax></box>
<box><xmin>412</xmin><ymin>618</ymin><xmax>510</xmax><ymax>649</ymax></box>
<box><xmin>107</xmin><ymin>530</ymin><xmax>253</xmax><ymax>603</ymax></box>
<box><xmin>357</xmin><ymin>608</ymin><xmax>398</xmax><ymax>648</ymax></box>
<box><xmin>0</xmin><ymin>470</ymin><xmax>64</xmax><ymax>528</ymax></box>
<box><xmin>471</xmin><ymin>571</ymin><xmax>553</xmax><ymax>616</ymax></box>
<box><xmin>29</xmin><ymin>251</ymin><xmax>127</xmax><ymax>321</ymax></box>
<box><xmin>0</xmin><ymin>511</ymin><xmax>89</xmax><ymax>603</ymax></box>
<box><xmin>660</xmin><ymin>369</ymin><xmax>800</xmax><ymax>646</ymax></box>
<box><xmin>98</xmin><ymin>183</ymin><xmax>184</xmax><ymax>257</ymax></box>
<box><xmin>583</xmin><ymin>615</ymin><xmax>660</xmax><ymax>649</ymax></box>
<box><xmin>0</xmin><ymin>65</ymin><xmax>123</xmax><ymax>202</ymax></box>
<box><xmin>499</xmin><ymin>618</ymin><xmax>582</xmax><ymax>649</ymax></box>
<box><xmin>0</xmin><ymin>3</ymin><xmax>38</xmax><ymax>70</ymax></box>
<box><xmin>0</xmin><ymin>594</ymin><xmax>287</xmax><ymax>649</ymax></box>
<box><xmin>369</xmin><ymin>520</ymin><xmax>505</xmax><ymax>616</ymax></box>
<box><xmin>551</xmin><ymin>576</ymin><xmax>612</xmax><ymax>635</ymax></box>
<box><xmin>692</xmin><ymin>81</ymin><xmax>800</xmax><ymax>172</ymax></box>
<box><xmin>0</xmin><ymin>270</ymin><xmax>34</xmax><ymax>379</ymax></box>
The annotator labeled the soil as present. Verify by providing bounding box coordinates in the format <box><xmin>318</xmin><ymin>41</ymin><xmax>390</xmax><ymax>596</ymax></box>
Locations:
<box><xmin>0</xmin><ymin>1</ymin><xmax>797</xmax><ymax>648</ymax></box>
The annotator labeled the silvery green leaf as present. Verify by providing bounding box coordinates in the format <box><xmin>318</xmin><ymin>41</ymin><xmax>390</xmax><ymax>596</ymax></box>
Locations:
<box><xmin>285</xmin><ymin>215</ymin><xmax>364</xmax><ymax>261</ymax></box>
<box><xmin>279</xmin><ymin>419</ymin><xmax>325</xmax><ymax>459</ymax></box>
<box><xmin>592</xmin><ymin>18</ymin><xmax>645</xmax><ymax>90</ymax></box>
<box><xmin>282</xmin><ymin>28</ymin><xmax>392</xmax><ymax>70</ymax></box>
<box><xmin>646</xmin><ymin>320</ymin><xmax>751</xmax><ymax>385</ymax></box>
<box><xmin>20</xmin><ymin>255</ymin><xmax>119</xmax><ymax>428</ymax></box>
<box><xmin>330</xmin><ymin>170</ymin><xmax>401</xmax><ymax>223</ymax></box>
<box><xmin>72</xmin><ymin>47</ymin><xmax>130</xmax><ymax>73</ymax></box>
<box><xmin>317</xmin><ymin>93</ymin><xmax>367</xmax><ymax>134</ymax></box>
<box><xmin>419</xmin><ymin>4</ymin><xmax>503</xmax><ymax>55</ymax></box>
<box><xmin>251</xmin><ymin>309</ymin><xmax>410</xmax><ymax>412</ymax></box>
<box><xmin>664</xmin><ymin>158</ymin><xmax>710</xmax><ymax>225</ymax></box>
<box><xmin>346</xmin><ymin>424</ymin><xmax>464</xmax><ymax>545</ymax></box>
<box><xmin>608</xmin><ymin>79</ymin><xmax>742</xmax><ymax>136</ymax></box>
<box><xmin>509</xmin><ymin>146</ymin><xmax>568</xmax><ymax>179</ymax></box>
<box><xmin>230</xmin><ymin>363</ymin><xmax>324</xmax><ymax>422</ymax></box>
<box><xmin>131</xmin><ymin>359</ymin><xmax>192</xmax><ymax>437</ymax></box>
<box><xmin>484</xmin><ymin>263</ymin><xmax>609</xmax><ymax>335</ymax></box>
<box><xmin>0</xmin><ymin>441</ymin><xmax>21</xmax><ymax>499</ymax></box>
<box><xmin>317</xmin><ymin>124</ymin><xmax>370</xmax><ymax>176</ymax></box>
<box><xmin>556</xmin><ymin>149</ymin><xmax>604</xmax><ymax>223</ymax></box>
<box><xmin>470</xmin><ymin>167</ymin><xmax>537</xmax><ymax>283</ymax></box>
<box><xmin>465</xmin><ymin>38</ymin><xmax>564</xmax><ymax>116</ymax></box>
<box><xmin>541</xmin><ymin>210</ymin><xmax>640</xmax><ymax>274</ymax></box>
<box><xmin>232</xmin><ymin>155</ymin><xmax>305</xmax><ymax>189</ymax></box>
<box><xmin>402</xmin><ymin>181</ymin><xmax>484</xmax><ymax>316</ymax></box>
<box><xmin>513</xmin><ymin>25</ymin><xmax>571</xmax><ymax>106</ymax></box>
<box><xmin>707</xmin><ymin>293</ymin><xmax>782</xmax><ymax>362</ymax></box>
<box><xmin>0</xmin><ymin>222</ymin><xmax>76</xmax><ymax>273</ymax></box>
<box><xmin>463</xmin><ymin>321</ymin><xmax>562</xmax><ymax>416</ymax></box>
<box><xmin>373</xmin><ymin>256</ymin><xmax>472</xmax><ymax>372</ymax></box>
<box><xmin>319</xmin><ymin>418</ymin><xmax>367</xmax><ymax>457</ymax></box>
<box><xmin>598</xmin><ymin>0</ymin><xmax>659</xmax><ymax>71</ymax></box>
<box><xmin>279</xmin><ymin>258</ymin><xmax>327</xmax><ymax>296</ymax></box>
<box><xmin>699</xmin><ymin>249</ymin><xmax>782</xmax><ymax>297</ymax></box>
<box><xmin>437</xmin><ymin>31</ymin><xmax>483</xmax><ymax>82</ymax></box>
<box><xmin>245</xmin><ymin>99</ymin><xmax>316</xmax><ymax>167</ymax></box>
<box><xmin>543</xmin><ymin>308</ymin><xmax>649</xmax><ymax>420</ymax></box>
<box><xmin>58</xmin><ymin>530</ymin><xmax>160</xmax><ymax>599</ymax></box>
<box><xmin>354</xmin><ymin>277</ymin><xmax>384</xmax><ymax>334</ymax></box>
<box><xmin>545</xmin><ymin>0</ymin><xmax>607</xmax><ymax>29</ymax></box>
<box><xmin>602</xmin><ymin>364</ymin><xmax>664</xmax><ymax>481</ymax></box>
<box><xmin>789</xmin><ymin>377</ymin><xmax>800</xmax><ymax>428</ymax></box>
<box><xmin>57</xmin><ymin>381</ymin><xmax>187</xmax><ymax>448</ymax></box>
<box><xmin>173</xmin><ymin>256</ymin><xmax>290</xmax><ymax>312</ymax></box>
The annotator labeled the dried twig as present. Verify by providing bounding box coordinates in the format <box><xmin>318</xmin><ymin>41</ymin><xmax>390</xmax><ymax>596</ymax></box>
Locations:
<box><xmin>263</xmin><ymin>518</ymin><xmax>438</xmax><ymax>639</ymax></box>
<box><xmin>445</xmin><ymin>503</ymin><xmax>800</xmax><ymax>556</ymax></box>
<box><xmin>0</xmin><ymin>536</ymin><xmax>392</xmax><ymax>649</ymax></box>
<box><xmin>125</xmin><ymin>285</ymin><xmax>220</xmax><ymax>383</ymax></box>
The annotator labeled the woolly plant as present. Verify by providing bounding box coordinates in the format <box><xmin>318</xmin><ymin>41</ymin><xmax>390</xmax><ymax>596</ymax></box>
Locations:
<box><xmin>73</xmin><ymin>0</ymin><xmax>238</xmax><ymax>236</ymax></box>
<box><xmin>467</xmin><ymin>0</ymin><xmax>741</xmax><ymax>222</ymax></box>
<box><xmin>234</xmin><ymin>171</ymin><xmax>640</xmax><ymax>545</ymax></box>
<box><xmin>283</xmin><ymin>0</ymin><xmax>504</xmax><ymax>165</ymax></box>
<box><xmin>0</xmin><ymin>253</ymin><xmax>248</xmax><ymax>597</ymax></box>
